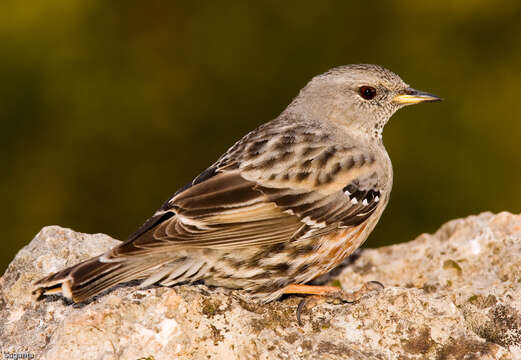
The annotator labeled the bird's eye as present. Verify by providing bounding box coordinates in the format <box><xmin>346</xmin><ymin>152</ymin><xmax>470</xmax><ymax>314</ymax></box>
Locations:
<box><xmin>359</xmin><ymin>86</ymin><xmax>377</xmax><ymax>100</ymax></box>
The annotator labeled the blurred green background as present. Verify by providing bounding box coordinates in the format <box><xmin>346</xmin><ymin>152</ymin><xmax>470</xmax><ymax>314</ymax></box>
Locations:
<box><xmin>2</xmin><ymin>0</ymin><xmax>521</xmax><ymax>272</ymax></box>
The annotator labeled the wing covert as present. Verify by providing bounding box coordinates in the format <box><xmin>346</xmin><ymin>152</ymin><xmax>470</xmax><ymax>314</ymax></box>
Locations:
<box><xmin>121</xmin><ymin>120</ymin><xmax>385</xmax><ymax>254</ymax></box>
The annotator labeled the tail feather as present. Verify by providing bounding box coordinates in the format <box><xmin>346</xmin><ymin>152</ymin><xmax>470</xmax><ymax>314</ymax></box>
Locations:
<box><xmin>33</xmin><ymin>255</ymin><xmax>166</xmax><ymax>302</ymax></box>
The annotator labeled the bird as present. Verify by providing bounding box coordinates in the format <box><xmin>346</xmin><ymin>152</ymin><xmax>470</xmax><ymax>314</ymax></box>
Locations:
<box><xmin>33</xmin><ymin>64</ymin><xmax>440</xmax><ymax>308</ymax></box>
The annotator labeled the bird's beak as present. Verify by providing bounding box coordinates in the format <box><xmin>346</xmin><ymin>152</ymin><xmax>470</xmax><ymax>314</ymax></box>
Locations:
<box><xmin>393</xmin><ymin>87</ymin><xmax>442</xmax><ymax>105</ymax></box>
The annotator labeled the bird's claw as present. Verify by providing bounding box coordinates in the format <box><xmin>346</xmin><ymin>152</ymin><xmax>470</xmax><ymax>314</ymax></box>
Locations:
<box><xmin>296</xmin><ymin>280</ymin><xmax>384</xmax><ymax>326</ymax></box>
<box><xmin>296</xmin><ymin>295</ymin><xmax>326</xmax><ymax>326</ymax></box>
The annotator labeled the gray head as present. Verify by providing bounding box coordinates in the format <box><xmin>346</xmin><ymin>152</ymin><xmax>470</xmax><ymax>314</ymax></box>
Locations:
<box><xmin>286</xmin><ymin>64</ymin><xmax>440</xmax><ymax>139</ymax></box>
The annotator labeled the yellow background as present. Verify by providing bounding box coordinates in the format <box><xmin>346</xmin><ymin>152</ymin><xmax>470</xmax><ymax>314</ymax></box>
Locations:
<box><xmin>2</xmin><ymin>1</ymin><xmax>521</xmax><ymax>271</ymax></box>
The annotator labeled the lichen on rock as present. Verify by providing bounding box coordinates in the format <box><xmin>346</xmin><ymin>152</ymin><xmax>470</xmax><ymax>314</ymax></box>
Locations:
<box><xmin>1</xmin><ymin>213</ymin><xmax>521</xmax><ymax>359</ymax></box>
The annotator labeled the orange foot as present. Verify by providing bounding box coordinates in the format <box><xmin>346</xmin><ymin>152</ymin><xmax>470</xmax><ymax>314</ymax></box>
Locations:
<box><xmin>282</xmin><ymin>281</ymin><xmax>384</xmax><ymax>326</ymax></box>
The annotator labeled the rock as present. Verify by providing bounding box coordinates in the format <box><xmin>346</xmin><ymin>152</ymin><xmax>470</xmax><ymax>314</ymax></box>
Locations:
<box><xmin>1</xmin><ymin>213</ymin><xmax>520</xmax><ymax>359</ymax></box>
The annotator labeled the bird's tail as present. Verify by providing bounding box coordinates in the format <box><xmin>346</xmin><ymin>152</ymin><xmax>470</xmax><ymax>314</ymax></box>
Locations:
<box><xmin>33</xmin><ymin>254</ymin><xmax>166</xmax><ymax>303</ymax></box>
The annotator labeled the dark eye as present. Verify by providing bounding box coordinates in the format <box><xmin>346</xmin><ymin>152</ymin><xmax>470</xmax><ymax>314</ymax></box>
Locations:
<box><xmin>359</xmin><ymin>86</ymin><xmax>377</xmax><ymax>100</ymax></box>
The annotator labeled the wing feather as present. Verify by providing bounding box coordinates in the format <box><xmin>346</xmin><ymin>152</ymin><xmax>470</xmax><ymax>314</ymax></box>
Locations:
<box><xmin>114</xmin><ymin>173</ymin><xmax>381</xmax><ymax>257</ymax></box>
<box><xmin>118</xmin><ymin>123</ymin><xmax>385</xmax><ymax>255</ymax></box>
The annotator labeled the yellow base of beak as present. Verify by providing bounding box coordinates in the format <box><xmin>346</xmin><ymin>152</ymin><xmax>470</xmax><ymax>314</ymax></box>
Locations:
<box><xmin>393</xmin><ymin>88</ymin><xmax>441</xmax><ymax>105</ymax></box>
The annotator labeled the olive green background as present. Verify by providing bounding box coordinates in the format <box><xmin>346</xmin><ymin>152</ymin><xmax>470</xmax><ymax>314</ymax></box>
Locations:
<box><xmin>2</xmin><ymin>1</ymin><xmax>521</xmax><ymax>272</ymax></box>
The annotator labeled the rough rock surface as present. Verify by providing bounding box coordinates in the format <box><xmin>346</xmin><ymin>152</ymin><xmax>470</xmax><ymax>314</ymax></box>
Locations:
<box><xmin>1</xmin><ymin>212</ymin><xmax>521</xmax><ymax>359</ymax></box>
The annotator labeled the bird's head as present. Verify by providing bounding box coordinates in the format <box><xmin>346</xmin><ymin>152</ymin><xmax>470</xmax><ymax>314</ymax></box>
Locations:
<box><xmin>286</xmin><ymin>64</ymin><xmax>441</xmax><ymax>139</ymax></box>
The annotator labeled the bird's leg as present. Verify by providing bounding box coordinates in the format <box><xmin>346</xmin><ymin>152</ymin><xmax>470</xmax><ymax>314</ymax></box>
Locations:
<box><xmin>283</xmin><ymin>281</ymin><xmax>384</xmax><ymax>301</ymax></box>
<box><xmin>282</xmin><ymin>281</ymin><xmax>384</xmax><ymax>326</ymax></box>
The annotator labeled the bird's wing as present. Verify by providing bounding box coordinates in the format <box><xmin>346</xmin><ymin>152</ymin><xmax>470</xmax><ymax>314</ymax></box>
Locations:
<box><xmin>116</xmin><ymin>124</ymin><xmax>384</xmax><ymax>255</ymax></box>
